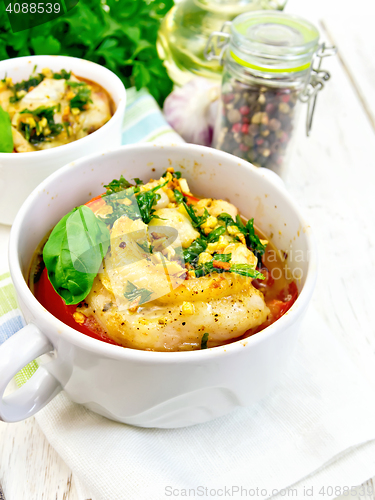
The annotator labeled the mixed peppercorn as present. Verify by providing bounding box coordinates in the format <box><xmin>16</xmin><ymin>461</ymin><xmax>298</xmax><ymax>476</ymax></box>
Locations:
<box><xmin>214</xmin><ymin>77</ymin><xmax>299</xmax><ymax>174</ymax></box>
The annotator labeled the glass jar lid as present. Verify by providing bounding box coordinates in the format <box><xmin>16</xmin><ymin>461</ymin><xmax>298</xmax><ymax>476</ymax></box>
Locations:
<box><xmin>229</xmin><ymin>11</ymin><xmax>320</xmax><ymax>74</ymax></box>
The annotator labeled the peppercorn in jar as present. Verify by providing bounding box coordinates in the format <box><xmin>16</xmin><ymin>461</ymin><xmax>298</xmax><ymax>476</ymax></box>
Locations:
<box><xmin>205</xmin><ymin>12</ymin><xmax>324</xmax><ymax>174</ymax></box>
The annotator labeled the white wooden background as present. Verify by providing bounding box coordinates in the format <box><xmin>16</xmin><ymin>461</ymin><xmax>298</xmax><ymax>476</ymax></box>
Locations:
<box><xmin>1</xmin><ymin>0</ymin><xmax>375</xmax><ymax>498</ymax></box>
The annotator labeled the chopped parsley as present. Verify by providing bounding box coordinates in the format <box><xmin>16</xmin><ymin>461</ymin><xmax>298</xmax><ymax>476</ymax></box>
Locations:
<box><xmin>217</xmin><ymin>212</ymin><xmax>267</xmax><ymax>260</ymax></box>
<box><xmin>212</xmin><ymin>253</ymin><xmax>231</xmax><ymax>262</ymax></box>
<box><xmin>206</xmin><ymin>226</ymin><xmax>226</xmax><ymax>242</ymax></box>
<box><xmin>103</xmin><ymin>175</ymin><xmax>132</xmax><ymax>196</ymax></box>
<box><xmin>137</xmin><ymin>240</ymin><xmax>153</xmax><ymax>254</ymax></box>
<box><xmin>136</xmin><ymin>182</ymin><xmax>167</xmax><ymax>224</ymax></box>
<box><xmin>124</xmin><ymin>281</ymin><xmax>153</xmax><ymax>305</ymax></box>
<box><xmin>174</xmin><ymin>189</ymin><xmax>185</xmax><ymax>204</ymax></box>
<box><xmin>217</xmin><ymin>213</ymin><xmax>236</xmax><ymax>227</ymax></box>
<box><xmin>239</xmin><ymin>217</ymin><xmax>267</xmax><ymax>258</ymax></box>
<box><xmin>99</xmin><ymin>176</ymin><xmax>166</xmax><ymax>226</ymax></box>
<box><xmin>194</xmin><ymin>258</ymin><xmax>265</xmax><ymax>280</ymax></box>
<box><xmin>183</xmin><ymin>221</ymin><xmax>226</xmax><ymax>265</ymax></box>
<box><xmin>183</xmin><ymin>202</ymin><xmax>209</xmax><ymax>229</ymax></box>
<box><xmin>20</xmin><ymin>103</ymin><xmax>61</xmax><ymax>117</ymax></box>
<box><xmin>66</xmin><ymin>81</ymin><xmax>92</xmax><ymax>111</ymax></box>
<box><xmin>229</xmin><ymin>264</ymin><xmax>265</xmax><ymax>278</ymax></box>
<box><xmin>19</xmin><ymin>104</ymin><xmax>63</xmax><ymax>143</ymax></box>
<box><xmin>53</xmin><ymin>69</ymin><xmax>71</xmax><ymax>80</ymax></box>
<box><xmin>133</xmin><ymin>178</ymin><xmax>144</xmax><ymax>186</ymax></box>
<box><xmin>63</xmin><ymin>121</ymin><xmax>70</xmax><ymax>137</ymax></box>
<box><xmin>9</xmin><ymin>73</ymin><xmax>45</xmax><ymax>103</ymax></box>
<box><xmin>66</xmin><ymin>80</ymin><xmax>87</xmax><ymax>88</ymax></box>
<box><xmin>201</xmin><ymin>333</ymin><xmax>209</xmax><ymax>349</ymax></box>
<box><xmin>183</xmin><ymin>237</ymin><xmax>208</xmax><ymax>264</ymax></box>
<box><xmin>162</xmin><ymin>169</ymin><xmax>181</xmax><ymax>179</ymax></box>
<box><xmin>99</xmin><ymin>189</ymin><xmax>140</xmax><ymax>226</ymax></box>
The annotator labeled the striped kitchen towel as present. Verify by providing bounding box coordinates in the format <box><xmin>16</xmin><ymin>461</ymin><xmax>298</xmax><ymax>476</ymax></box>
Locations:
<box><xmin>0</xmin><ymin>271</ymin><xmax>38</xmax><ymax>386</ymax></box>
<box><xmin>122</xmin><ymin>87</ymin><xmax>183</xmax><ymax>145</ymax></box>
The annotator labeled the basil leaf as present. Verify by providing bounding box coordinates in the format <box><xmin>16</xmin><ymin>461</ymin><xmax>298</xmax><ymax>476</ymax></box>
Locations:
<box><xmin>43</xmin><ymin>206</ymin><xmax>110</xmax><ymax>305</ymax></box>
<box><xmin>0</xmin><ymin>105</ymin><xmax>13</xmax><ymax>153</ymax></box>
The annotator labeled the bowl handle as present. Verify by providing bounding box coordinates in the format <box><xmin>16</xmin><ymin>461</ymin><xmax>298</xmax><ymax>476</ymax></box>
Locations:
<box><xmin>0</xmin><ymin>323</ymin><xmax>61</xmax><ymax>422</ymax></box>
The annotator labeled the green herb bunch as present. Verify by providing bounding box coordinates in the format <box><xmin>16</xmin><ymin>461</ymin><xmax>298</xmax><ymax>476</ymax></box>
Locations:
<box><xmin>0</xmin><ymin>0</ymin><xmax>174</xmax><ymax>106</ymax></box>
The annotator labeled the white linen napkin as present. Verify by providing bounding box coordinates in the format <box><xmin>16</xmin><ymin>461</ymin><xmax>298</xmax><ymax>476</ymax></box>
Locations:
<box><xmin>34</xmin><ymin>306</ymin><xmax>375</xmax><ymax>500</ymax></box>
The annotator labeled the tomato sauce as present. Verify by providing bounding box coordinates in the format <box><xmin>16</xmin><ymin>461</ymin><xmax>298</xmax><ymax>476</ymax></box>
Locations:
<box><xmin>34</xmin><ymin>267</ymin><xmax>120</xmax><ymax>346</ymax></box>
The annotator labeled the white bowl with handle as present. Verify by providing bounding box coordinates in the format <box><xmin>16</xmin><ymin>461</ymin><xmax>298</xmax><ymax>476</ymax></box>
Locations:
<box><xmin>0</xmin><ymin>55</ymin><xmax>126</xmax><ymax>225</ymax></box>
<box><xmin>0</xmin><ymin>143</ymin><xmax>317</xmax><ymax>428</ymax></box>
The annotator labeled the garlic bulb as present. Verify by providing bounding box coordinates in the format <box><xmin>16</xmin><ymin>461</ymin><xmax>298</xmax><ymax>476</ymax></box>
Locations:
<box><xmin>163</xmin><ymin>78</ymin><xmax>220</xmax><ymax>146</ymax></box>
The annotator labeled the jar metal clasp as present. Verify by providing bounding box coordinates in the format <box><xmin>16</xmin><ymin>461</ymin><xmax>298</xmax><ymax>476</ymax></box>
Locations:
<box><xmin>301</xmin><ymin>43</ymin><xmax>337</xmax><ymax>136</ymax></box>
<box><xmin>204</xmin><ymin>22</ymin><xmax>232</xmax><ymax>65</ymax></box>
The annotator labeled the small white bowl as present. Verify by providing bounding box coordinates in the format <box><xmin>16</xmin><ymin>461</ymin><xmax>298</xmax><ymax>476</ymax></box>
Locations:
<box><xmin>1</xmin><ymin>144</ymin><xmax>317</xmax><ymax>427</ymax></box>
<box><xmin>0</xmin><ymin>55</ymin><xmax>126</xmax><ymax>225</ymax></box>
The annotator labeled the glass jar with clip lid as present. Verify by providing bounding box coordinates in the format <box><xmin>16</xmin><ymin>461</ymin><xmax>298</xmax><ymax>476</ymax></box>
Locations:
<box><xmin>205</xmin><ymin>11</ymin><xmax>336</xmax><ymax>174</ymax></box>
